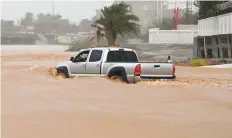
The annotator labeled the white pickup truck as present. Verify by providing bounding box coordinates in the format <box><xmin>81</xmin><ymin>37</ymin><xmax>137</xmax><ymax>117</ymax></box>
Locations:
<box><xmin>56</xmin><ymin>47</ymin><xmax>176</xmax><ymax>83</ymax></box>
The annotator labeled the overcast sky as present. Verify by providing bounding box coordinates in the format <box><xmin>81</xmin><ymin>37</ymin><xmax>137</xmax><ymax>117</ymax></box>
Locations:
<box><xmin>1</xmin><ymin>0</ymin><xmax>114</xmax><ymax>25</ymax></box>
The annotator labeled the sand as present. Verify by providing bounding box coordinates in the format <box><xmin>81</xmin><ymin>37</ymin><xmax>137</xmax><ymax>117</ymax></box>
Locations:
<box><xmin>1</xmin><ymin>45</ymin><xmax>232</xmax><ymax>138</ymax></box>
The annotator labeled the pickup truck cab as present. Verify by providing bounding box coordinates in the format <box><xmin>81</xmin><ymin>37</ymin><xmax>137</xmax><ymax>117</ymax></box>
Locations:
<box><xmin>56</xmin><ymin>47</ymin><xmax>176</xmax><ymax>83</ymax></box>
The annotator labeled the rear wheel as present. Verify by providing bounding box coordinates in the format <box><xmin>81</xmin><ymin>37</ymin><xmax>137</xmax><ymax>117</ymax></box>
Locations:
<box><xmin>109</xmin><ymin>75</ymin><xmax>126</xmax><ymax>83</ymax></box>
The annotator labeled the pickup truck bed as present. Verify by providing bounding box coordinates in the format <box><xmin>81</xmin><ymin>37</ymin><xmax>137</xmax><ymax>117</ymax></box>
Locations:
<box><xmin>139</xmin><ymin>62</ymin><xmax>175</xmax><ymax>79</ymax></box>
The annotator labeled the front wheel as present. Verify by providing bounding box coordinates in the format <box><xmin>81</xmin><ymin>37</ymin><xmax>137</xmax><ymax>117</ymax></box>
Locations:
<box><xmin>56</xmin><ymin>71</ymin><xmax>67</xmax><ymax>79</ymax></box>
<box><xmin>56</xmin><ymin>68</ymin><xmax>69</xmax><ymax>79</ymax></box>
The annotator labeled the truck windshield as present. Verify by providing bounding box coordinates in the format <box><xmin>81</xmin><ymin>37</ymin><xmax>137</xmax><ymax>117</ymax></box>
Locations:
<box><xmin>106</xmin><ymin>51</ymin><xmax>138</xmax><ymax>62</ymax></box>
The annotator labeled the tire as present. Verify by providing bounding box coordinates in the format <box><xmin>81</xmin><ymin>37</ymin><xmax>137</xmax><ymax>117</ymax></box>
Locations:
<box><xmin>110</xmin><ymin>75</ymin><xmax>125</xmax><ymax>83</ymax></box>
<box><xmin>56</xmin><ymin>68</ymin><xmax>69</xmax><ymax>78</ymax></box>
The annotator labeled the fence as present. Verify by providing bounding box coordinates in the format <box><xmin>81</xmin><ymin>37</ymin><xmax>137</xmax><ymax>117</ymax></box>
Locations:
<box><xmin>149</xmin><ymin>28</ymin><xmax>198</xmax><ymax>44</ymax></box>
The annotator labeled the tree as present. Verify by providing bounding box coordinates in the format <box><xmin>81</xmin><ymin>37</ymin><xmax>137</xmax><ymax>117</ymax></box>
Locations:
<box><xmin>20</xmin><ymin>12</ymin><xmax>34</xmax><ymax>28</ymax></box>
<box><xmin>89</xmin><ymin>23</ymin><xmax>105</xmax><ymax>46</ymax></box>
<box><xmin>78</xmin><ymin>19</ymin><xmax>93</xmax><ymax>32</ymax></box>
<box><xmin>91</xmin><ymin>1</ymin><xmax>140</xmax><ymax>46</ymax></box>
<box><xmin>194</xmin><ymin>1</ymin><xmax>228</xmax><ymax>19</ymax></box>
<box><xmin>182</xmin><ymin>11</ymin><xmax>199</xmax><ymax>24</ymax></box>
<box><xmin>34</xmin><ymin>13</ymin><xmax>78</xmax><ymax>34</ymax></box>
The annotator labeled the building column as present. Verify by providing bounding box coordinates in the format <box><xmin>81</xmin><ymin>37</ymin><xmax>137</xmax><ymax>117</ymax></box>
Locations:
<box><xmin>193</xmin><ymin>37</ymin><xmax>198</xmax><ymax>58</ymax></box>
<box><xmin>228</xmin><ymin>35</ymin><xmax>232</xmax><ymax>58</ymax></box>
<box><xmin>218</xmin><ymin>35</ymin><xmax>223</xmax><ymax>58</ymax></box>
<box><xmin>197</xmin><ymin>37</ymin><xmax>203</xmax><ymax>58</ymax></box>
<box><xmin>212</xmin><ymin>36</ymin><xmax>218</xmax><ymax>58</ymax></box>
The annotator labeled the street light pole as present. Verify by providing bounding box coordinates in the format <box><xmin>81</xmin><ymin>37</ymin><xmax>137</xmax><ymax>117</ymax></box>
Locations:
<box><xmin>156</xmin><ymin>1</ymin><xmax>159</xmax><ymax>27</ymax></box>
<box><xmin>52</xmin><ymin>0</ymin><xmax>54</xmax><ymax>17</ymax></box>
<box><xmin>160</xmin><ymin>0</ymin><xmax>163</xmax><ymax>26</ymax></box>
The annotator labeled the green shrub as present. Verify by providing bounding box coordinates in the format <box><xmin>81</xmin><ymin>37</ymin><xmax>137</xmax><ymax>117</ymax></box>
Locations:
<box><xmin>115</xmin><ymin>44</ymin><xmax>120</xmax><ymax>47</ymax></box>
<box><xmin>189</xmin><ymin>58</ymin><xmax>208</xmax><ymax>67</ymax></box>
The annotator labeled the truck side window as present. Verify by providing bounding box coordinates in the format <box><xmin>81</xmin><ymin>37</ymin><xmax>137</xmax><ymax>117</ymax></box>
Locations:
<box><xmin>106</xmin><ymin>51</ymin><xmax>138</xmax><ymax>62</ymax></box>
<box><xmin>74</xmin><ymin>51</ymin><xmax>90</xmax><ymax>62</ymax></box>
<box><xmin>89</xmin><ymin>50</ymin><xmax>103</xmax><ymax>62</ymax></box>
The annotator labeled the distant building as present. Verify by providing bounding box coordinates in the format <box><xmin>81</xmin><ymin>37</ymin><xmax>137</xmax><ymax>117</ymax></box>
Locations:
<box><xmin>114</xmin><ymin>0</ymin><xmax>197</xmax><ymax>34</ymax></box>
<box><xmin>177</xmin><ymin>24</ymin><xmax>197</xmax><ymax>30</ymax></box>
<box><xmin>95</xmin><ymin>9</ymin><xmax>101</xmax><ymax>20</ymax></box>
<box><xmin>194</xmin><ymin>1</ymin><xmax>232</xmax><ymax>59</ymax></box>
<box><xmin>1</xmin><ymin>31</ymin><xmax>36</xmax><ymax>45</ymax></box>
<box><xmin>114</xmin><ymin>0</ymin><xmax>166</xmax><ymax>34</ymax></box>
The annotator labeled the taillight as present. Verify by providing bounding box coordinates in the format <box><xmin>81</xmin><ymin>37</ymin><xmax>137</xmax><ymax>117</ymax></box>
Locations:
<box><xmin>172</xmin><ymin>64</ymin><xmax>176</xmax><ymax>75</ymax></box>
<box><xmin>134</xmin><ymin>64</ymin><xmax>141</xmax><ymax>76</ymax></box>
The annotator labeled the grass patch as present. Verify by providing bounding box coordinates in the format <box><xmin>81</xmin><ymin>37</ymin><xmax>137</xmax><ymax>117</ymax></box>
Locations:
<box><xmin>189</xmin><ymin>58</ymin><xmax>208</xmax><ymax>67</ymax></box>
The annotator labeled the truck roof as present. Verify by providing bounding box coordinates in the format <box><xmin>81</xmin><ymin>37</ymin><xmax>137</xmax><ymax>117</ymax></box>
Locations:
<box><xmin>81</xmin><ymin>47</ymin><xmax>134</xmax><ymax>51</ymax></box>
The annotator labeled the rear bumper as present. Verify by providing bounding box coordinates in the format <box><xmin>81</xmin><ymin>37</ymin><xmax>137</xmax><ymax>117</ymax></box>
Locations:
<box><xmin>126</xmin><ymin>75</ymin><xmax>141</xmax><ymax>84</ymax></box>
<box><xmin>140</xmin><ymin>75</ymin><xmax>176</xmax><ymax>80</ymax></box>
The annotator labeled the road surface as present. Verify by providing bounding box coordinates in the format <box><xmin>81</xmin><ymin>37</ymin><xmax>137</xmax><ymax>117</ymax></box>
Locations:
<box><xmin>1</xmin><ymin>45</ymin><xmax>232</xmax><ymax>138</ymax></box>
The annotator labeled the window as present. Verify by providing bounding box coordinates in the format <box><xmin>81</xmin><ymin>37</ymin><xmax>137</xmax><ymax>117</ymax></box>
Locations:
<box><xmin>222</xmin><ymin>48</ymin><xmax>228</xmax><ymax>58</ymax></box>
<box><xmin>198</xmin><ymin>37</ymin><xmax>204</xmax><ymax>47</ymax></box>
<box><xmin>229</xmin><ymin>35</ymin><xmax>232</xmax><ymax>44</ymax></box>
<box><xmin>201</xmin><ymin>50</ymin><xmax>205</xmax><ymax>58</ymax></box>
<box><xmin>106</xmin><ymin>51</ymin><xmax>138</xmax><ymax>62</ymax></box>
<box><xmin>215</xmin><ymin>36</ymin><xmax>219</xmax><ymax>45</ymax></box>
<box><xmin>89</xmin><ymin>50</ymin><xmax>103</xmax><ymax>62</ymax></box>
<box><xmin>207</xmin><ymin>49</ymin><xmax>213</xmax><ymax>58</ymax></box>
<box><xmin>205</xmin><ymin>37</ymin><xmax>211</xmax><ymax>45</ymax></box>
<box><xmin>217</xmin><ymin>48</ymin><xmax>220</xmax><ymax>58</ymax></box>
<box><xmin>74</xmin><ymin>51</ymin><xmax>90</xmax><ymax>62</ymax></box>
<box><xmin>220</xmin><ymin>35</ymin><xmax>228</xmax><ymax>44</ymax></box>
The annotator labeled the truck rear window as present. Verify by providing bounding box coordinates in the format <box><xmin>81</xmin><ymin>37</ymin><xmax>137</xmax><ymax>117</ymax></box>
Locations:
<box><xmin>106</xmin><ymin>51</ymin><xmax>138</xmax><ymax>62</ymax></box>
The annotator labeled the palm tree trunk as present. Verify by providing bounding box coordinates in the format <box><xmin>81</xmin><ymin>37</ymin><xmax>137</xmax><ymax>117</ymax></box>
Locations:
<box><xmin>97</xmin><ymin>36</ymin><xmax>100</xmax><ymax>46</ymax></box>
<box><xmin>106</xmin><ymin>33</ymin><xmax>115</xmax><ymax>46</ymax></box>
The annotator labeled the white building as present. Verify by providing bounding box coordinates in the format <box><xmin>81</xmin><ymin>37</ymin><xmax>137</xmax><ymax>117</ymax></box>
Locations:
<box><xmin>149</xmin><ymin>28</ymin><xmax>197</xmax><ymax>44</ymax></box>
<box><xmin>194</xmin><ymin>1</ymin><xmax>232</xmax><ymax>58</ymax></box>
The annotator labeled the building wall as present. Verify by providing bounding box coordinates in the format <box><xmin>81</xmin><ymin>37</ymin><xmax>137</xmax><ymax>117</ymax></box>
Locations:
<box><xmin>177</xmin><ymin>24</ymin><xmax>198</xmax><ymax>30</ymax></box>
<box><xmin>194</xmin><ymin>35</ymin><xmax>232</xmax><ymax>58</ymax></box>
<box><xmin>198</xmin><ymin>12</ymin><xmax>232</xmax><ymax>36</ymax></box>
<box><xmin>195</xmin><ymin>8</ymin><xmax>232</xmax><ymax>59</ymax></box>
<box><xmin>149</xmin><ymin>28</ymin><xmax>198</xmax><ymax>44</ymax></box>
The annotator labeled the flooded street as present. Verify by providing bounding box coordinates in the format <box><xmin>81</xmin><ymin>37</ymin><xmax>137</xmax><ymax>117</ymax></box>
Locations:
<box><xmin>1</xmin><ymin>45</ymin><xmax>232</xmax><ymax>138</ymax></box>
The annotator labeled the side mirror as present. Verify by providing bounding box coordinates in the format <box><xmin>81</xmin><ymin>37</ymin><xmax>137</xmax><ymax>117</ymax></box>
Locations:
<box><xmin>70</xmin><ymin>57</ymin><xmax>74</xmax><ymax>62</ymax></box>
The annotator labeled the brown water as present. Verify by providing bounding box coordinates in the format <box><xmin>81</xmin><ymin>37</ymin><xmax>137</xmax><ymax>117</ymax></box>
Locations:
<box><xmin>1</xmin><ymin>45</ymin><xmax>232</xmax><ymax>138</ymax></box>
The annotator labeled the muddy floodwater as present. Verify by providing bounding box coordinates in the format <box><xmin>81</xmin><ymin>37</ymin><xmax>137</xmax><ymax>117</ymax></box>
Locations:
<box><xmin>1</xmin><ymin>45</ymin><xmax>232</xmax><ymax>138</ymax></box>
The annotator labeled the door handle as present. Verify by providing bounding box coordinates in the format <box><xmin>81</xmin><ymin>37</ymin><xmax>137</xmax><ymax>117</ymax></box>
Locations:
<box><xmin>96</xmin><ymin>64</ymin><xmax>100</xmax><ymax>67</ymax></box>
<box><xmin>82</xmin><ymin>64</ymin><xmax>85</xmax><ymax>67</ymax></box>
<box><xmin>154</xmin><ymin>65</ymin><xmax>160</xmax><ymax>68</ymax></box>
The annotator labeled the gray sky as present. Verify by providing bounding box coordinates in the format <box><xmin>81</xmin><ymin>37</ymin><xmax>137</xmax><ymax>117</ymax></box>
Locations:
<box><xmin>1</xmin><ymin>0</ymin><xmax>113</xmax><ymax>25</ymax></box>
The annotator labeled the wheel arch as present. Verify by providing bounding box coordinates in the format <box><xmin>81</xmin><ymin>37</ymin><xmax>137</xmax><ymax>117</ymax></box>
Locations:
<box><xmin>56</xmin><ymin>66</ymin><xmax>69</xmax><ymax>78</ymax></box>
<box><xmin>107</xmin><ymin>66</ymin><xmax>128</xmax><ymax>83</ymax></box>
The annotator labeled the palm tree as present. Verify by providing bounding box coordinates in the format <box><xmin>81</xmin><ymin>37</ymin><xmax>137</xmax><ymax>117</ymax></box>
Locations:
<box><xmin>89</xmin><ymin>23</ymin><xmax>105</xmax><ymax>46</ymax></box>
<box><xmin>91</xmin><ymin>2</ymin><xmax>140</xmax><ymax>46</ymax></box>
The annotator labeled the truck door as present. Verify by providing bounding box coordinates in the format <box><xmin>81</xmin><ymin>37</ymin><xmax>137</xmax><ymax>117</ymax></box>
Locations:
<box><xmin>69</xmin><ymin>50</ymin><xmax>90</xmax><ymax>74</ymax></box>
<box><xmin>85</xmin><ymin>50</ymin><xmax>103</xmax><ymax>74</ymax></box>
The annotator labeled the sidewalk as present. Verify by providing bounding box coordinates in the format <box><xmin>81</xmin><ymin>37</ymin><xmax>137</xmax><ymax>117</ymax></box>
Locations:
<box><xmin>201</xmin><ymin>64</ymin><xmax>232</xmax><ymax>68</ymax></box>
